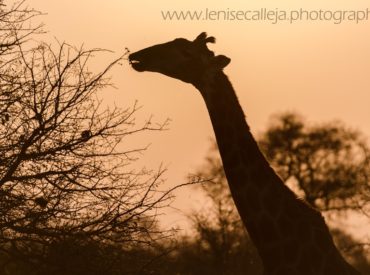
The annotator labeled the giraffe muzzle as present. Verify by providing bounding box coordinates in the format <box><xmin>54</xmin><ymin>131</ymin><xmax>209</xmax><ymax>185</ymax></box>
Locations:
<box><xmin>128</xmin><ymin>59</ymin><xmax>144</xmax><ymax>71</ymax></box>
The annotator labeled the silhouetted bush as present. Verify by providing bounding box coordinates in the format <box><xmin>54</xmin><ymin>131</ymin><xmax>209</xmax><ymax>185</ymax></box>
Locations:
<box><xmin>0</xmin><ymin>1</ymin><xmax>174</xmax><ymax>273</ymax></box>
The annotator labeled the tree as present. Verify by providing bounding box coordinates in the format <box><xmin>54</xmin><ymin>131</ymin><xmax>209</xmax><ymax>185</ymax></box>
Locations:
<box><xmin>259</xmin><ymin>112</ymin><xmax>370</xmax><ymax>213</ymax></box>
<box><xmin>0</xmin><ymin>0</ymin><xmax>43</xmax><ymax>56</ymax></box>
<box><xmin>186</xmin><ymin>112</ymin><xmax>369</xmax><ymax>274</ymax></box>
<box><xmin>0</xmin><ymin>1</ymin><xmax>175</xmax><ymax>273</ymax></box>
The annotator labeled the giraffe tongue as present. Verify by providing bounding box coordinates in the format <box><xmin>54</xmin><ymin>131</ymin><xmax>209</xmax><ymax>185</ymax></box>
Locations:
<box><xmin>129</xmin><ymin>60</ymin><xmax>144</xmax><ymax>71</ymax></box>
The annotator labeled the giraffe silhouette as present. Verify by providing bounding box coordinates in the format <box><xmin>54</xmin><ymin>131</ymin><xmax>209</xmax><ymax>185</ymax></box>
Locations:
<box><xmin>129</xmin><ymin>32</ymin><xmax>360</xmax><ymax>275</ymax></box>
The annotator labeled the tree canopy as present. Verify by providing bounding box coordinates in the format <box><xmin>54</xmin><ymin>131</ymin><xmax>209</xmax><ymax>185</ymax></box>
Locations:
<box><xmin>0</xmin><ymin>1</ymin><xmax>175</xmax><ymax>273</ymax></box>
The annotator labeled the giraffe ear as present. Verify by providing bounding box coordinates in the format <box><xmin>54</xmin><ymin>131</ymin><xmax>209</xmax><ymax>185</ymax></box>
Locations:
<box><xmin>213</xmin><ymin>55</ymin><xmax>231</xmax><ymax>69</ymax></box>
<box><xmin>205</xmin><ymin>36</ymin><xmax>215</xmax><ymax>43</ymax></box>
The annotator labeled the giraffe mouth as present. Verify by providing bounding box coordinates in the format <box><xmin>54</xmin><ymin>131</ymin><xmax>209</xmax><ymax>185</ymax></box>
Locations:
<box><xmin>128</xmin><ymin>54</ymin><xmax>145</xmax><ymax>72</ymax></box>
<box><xmin>129</xmin><ymin>60</ymin><xmax>144</xmax><ymax>71</ymax></box>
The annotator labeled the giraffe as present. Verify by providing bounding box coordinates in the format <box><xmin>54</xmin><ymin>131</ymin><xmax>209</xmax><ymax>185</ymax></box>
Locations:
<box><xmin>128</xmin><ymin>32</ymin><xmax>360</xmax><ymax>275</ymax></box>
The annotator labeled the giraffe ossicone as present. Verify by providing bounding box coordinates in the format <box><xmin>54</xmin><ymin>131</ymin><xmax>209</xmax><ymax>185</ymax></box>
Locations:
<box><xmin>129</xmin><ymin>32</ymin><xmax>359</xmax><ymax>275</ymax></box>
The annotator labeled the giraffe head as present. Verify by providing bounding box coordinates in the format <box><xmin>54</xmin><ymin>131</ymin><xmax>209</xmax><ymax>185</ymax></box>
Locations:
<box><xmin>129</xmin><ymin>32</ymin><xmax>231</xmax><ymax>84</ymax></box>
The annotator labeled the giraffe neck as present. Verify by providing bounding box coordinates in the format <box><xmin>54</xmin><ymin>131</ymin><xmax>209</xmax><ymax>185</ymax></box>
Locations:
<box><xmin>195</xmin><ymin>71</ymin><xmax>287</xmax><ymax>243</ymax></box>
<box><xmin>193</xmin><ymin>71</ymin><xmax>358</xmax><ymax>274</ymax></box>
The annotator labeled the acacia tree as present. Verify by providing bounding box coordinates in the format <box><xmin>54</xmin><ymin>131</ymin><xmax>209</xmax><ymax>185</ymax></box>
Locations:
<box><xmin>0</xmin><ymin>1</ymin><xmax>176</xmax><ymax>273</ymax></box>
<box><xmin>0</xmin><ymin>0</ymin><xmax>43</xmax><ymax>56</ymax></box>
<box><xmin>188</xmin><ymin>112</ymin><xmax>370</xmax><ymax>274</ymax></box>
<box><xmin>259</xmin><ymin>112</ymin><xmax>370</xmax><ymax>213</ymax></box>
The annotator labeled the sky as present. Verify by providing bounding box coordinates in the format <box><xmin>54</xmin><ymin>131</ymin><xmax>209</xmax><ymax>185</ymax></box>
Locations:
<box><xmin>25</xmin><ymin>0</ymin><xmax>370</xmax><ymax>235</ymax></box>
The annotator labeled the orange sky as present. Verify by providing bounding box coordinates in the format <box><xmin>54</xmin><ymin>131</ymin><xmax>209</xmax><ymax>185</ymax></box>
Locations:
<box><xmin>27</xmin><ymin>0</ymin><xmax>370</xmax><ymax>235</ymax></box>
